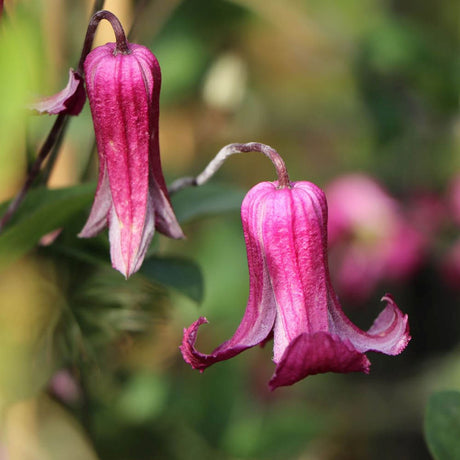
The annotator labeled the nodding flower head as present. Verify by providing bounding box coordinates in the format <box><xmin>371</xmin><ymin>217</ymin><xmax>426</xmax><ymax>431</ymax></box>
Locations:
<box><xmin>79</xmin><ymin>41</ymin><xmax>183</xmax><ymax>278</ymax></box>
<box><xmin>181</xmin><ymin>181</ymin><xmax>410</xmax><ymax>390</ymax></box>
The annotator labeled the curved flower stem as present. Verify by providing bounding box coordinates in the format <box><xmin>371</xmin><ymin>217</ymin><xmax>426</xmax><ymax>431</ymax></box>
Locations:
<box><xmin>0</xmin><ymin>113</ymin><xmax>66</xmax><ymax>232</ymax></box>
<box><xmin>168</xmin><ymin>142</ymin><xmax>291</xmax><ymax>195</ymax></box>
<box><xmin>40</xmin><ymin>115</ymin><xmax>71</xmax><ymax>184</ymax></box>
<box><xmin>77</xmin><ymin>10</ymin><xmax>130</xmax><ymax>72</ymax></box>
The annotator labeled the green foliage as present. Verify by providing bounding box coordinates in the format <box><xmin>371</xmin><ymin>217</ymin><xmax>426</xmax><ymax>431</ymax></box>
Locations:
<box><xmin>425</xmin><ymin>391</ymin><xmax>460</xmax><ymax>460</ymax></box>
<box><xmin>0</xmin><ymin>3</ymin><xmax>45</xmax><ymax>189</ymax></box>
<box><xmin>140</xmin><ymin>256</ymin><xmax>204</xmax><ymax>304</ymax></box>
<box><xmin>0</xmin><ymin>184</ymin><xmax>95</xmax><ymax>273</ymax></box>
<box><xmin>171</xmin><ymin>182</ymin><xmax>245</xmax><ymax>223</ymax></box>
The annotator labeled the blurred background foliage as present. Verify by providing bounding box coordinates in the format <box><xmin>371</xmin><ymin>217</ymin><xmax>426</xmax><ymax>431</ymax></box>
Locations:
<box><xmin>0</xmin><ymin>0</ymin><xmax>458</xmax><ymax>459</ymax></box>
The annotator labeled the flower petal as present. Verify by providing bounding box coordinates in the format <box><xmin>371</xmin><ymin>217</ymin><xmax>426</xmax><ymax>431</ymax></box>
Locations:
<box><xmin>78</xmin><ymin>162</ymin><xmax>111</xmax><ymax>238</ymax></box>
<box><xmin>328</xmin><ymin>292</ymin><xmax>410</xmax><ymax>355</ymax></box>
<box><xmin>149</xmin><ymin>178</ymin><xmax>184</xmax><ymax>239</ymax></box>
<box><xmin>180</xmin><ymin>185</ymin><xmax>278</xmax><ymax>370</ymax></box>
<box><xmin>107</xmin><ymin>191</ymin><xmax>155</xmax><ymax>278</ymax></box>
<box><xmin>256</xmin><ymin>182</ymin><xmax>331</xmax><ymax>362</ymax></box>
<box><xmin>28</xmin><ymin>69</ymin><xmax>86</xmax><ymax>116</ymax></box>
<box><xmin>269</xmin><ymin>331</ymin><xmax>370</xmax><ymax>390</ymax></box>
<box><xmin>180</xmin><ymin>265</ymin><xmax>276</xmax><ymax>370</ymax></box>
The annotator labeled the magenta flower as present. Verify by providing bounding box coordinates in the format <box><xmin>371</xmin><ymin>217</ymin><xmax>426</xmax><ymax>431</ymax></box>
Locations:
<box><xmin>79</xmin><ymin>42</ymin><xmax>183</xmax><ymax>277</ymax></box>
<box><xmin>326</xmin><ymin>174</ymin><xmax>425</xmax><ymax>302</ymax></box>
<box><xmin>181</xmin><ymin>181</ymin><xmax>410</xmax><ymax>390</ymax></box>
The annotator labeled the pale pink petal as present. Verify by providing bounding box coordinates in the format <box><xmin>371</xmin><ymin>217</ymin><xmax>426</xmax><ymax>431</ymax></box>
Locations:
<box><xmin>39</xmin><ymin>228</ymin><xmax>62</xmax><ymax>246</ymax></box>
<box><xmin>108</xmin><ymin>204</ymin><xmax>125</xmax><ymax>276</ymax></box>
<box><xmin>149</xmin><ymin>179</ymin><xmax>184</xmax><ymax>239</ymax></box>
<box><xmin>78</xmin><ymin>162</ymin><xmax>111</xmax><ymax>238</ymax></box>
<box><xmin>128</xmin><ymin>191</ymin><xmax>156</xmax><ymax>276</ymax></box>
<box><xmin>328</xmin><ymin>293</ymin><xmax>410</xmax><ymax>355</ymax></box>
<box><xmin>108</xmin><ymin>196</ymin><xmax>155</xmax><ymax>278</ymax></box>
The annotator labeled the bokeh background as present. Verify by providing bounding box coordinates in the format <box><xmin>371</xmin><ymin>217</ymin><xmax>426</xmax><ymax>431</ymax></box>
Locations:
<box><xmin>0</xmin><ymin>0</ymin><xmax>458</xmax><ymax>459</ymax></box>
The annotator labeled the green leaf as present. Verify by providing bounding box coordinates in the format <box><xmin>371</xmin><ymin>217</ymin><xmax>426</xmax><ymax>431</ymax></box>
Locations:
<box><xmin>171</xmin><ymin>182</ymin><xmax>245</xmax><ymax>224</ymax></box>
<box><xmin>140</xmin><ymin>256</ymin><xmax>204</xmax><ymax>303</ymax></box>
<box><xmin>425</xmin><ymin>390</ymin><xmax>460</xmax><ymax>460</ymax></box>
<box><xmin>0</xmin><ymin>184</ymin><xmax>95</xmax><ymax>272</ymax></box>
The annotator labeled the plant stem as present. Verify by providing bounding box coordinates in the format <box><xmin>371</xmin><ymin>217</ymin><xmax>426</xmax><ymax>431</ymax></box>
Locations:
<box><xmin>0</xmin><ymin>114</ymin><xmax>67</xmax><ymax>232</ymax></box>
<box><xmin>168</xmin><ymin>142</ymin><xmax>291</xmax><ymax>195</ymax></box>
<box><xmin>78</xmin><ymin>10</ymin><xmax>130</xmax><ymax>72</ymax></box>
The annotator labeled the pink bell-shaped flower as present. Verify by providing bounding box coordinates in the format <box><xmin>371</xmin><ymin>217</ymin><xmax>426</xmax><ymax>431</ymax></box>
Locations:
<box><xmin>181</xmin><ymin>181</ymin><xmax>410</xmax><ymax>390</ymax></box>
<box><xmin>79</xmin><ymin>41</ymin><xmax>183</xmax><ymax>278</ymax></box>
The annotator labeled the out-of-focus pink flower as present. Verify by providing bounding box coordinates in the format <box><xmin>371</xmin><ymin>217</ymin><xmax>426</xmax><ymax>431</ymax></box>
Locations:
<box><xmin>326</xmin><ymin>174</ymin><xmax>425</xmax><ymax>302</ymax></box>
<box><xmin>407</xmin><ymin>193</ymin><xmax>446</xmax><ymax>240</ymax></box>
<box><xmin>28</xmin><ymin>69</ymin><xmax>86</xmax><ymax>116</ymax></box>
<box><xmin>79</xmin><ymin>42</ymin><xmax>183</xmax><ymax>278</ymax></box>
<box><xmin>39</xmin><ymin>228</ymin><xmax>63</xmax><ymax>246</ymax></box>
<box><xmin>48</xmin><ymin>369</ymin><xmax>81</xmax><ymax>404</ymax></box>
<box><xmin>181</xmin><ymin>181</ymin><xmax>410</xmax><ymax>390</ymax></box>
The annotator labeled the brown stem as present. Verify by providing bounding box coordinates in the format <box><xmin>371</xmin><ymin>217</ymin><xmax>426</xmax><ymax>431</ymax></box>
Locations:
<box><xmin>77</xmin><ymin>9</ymin><xmax>130</xmax><ymax>73</ymax></box>
<box><xmin>168</xmin><ymin>142</ymin><xmax>291</xmax><ymax>195</ymax></box>
<box><xmin>0</xmin><ymin>114</ymin><xmax>66</xmax><ymax>232</ymax></box>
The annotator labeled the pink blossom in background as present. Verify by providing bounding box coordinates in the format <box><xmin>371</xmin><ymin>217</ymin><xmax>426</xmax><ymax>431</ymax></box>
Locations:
<box><xmin>48</xmin><ymin>369</ymin><xmax>81</xmax><ymax>404</ymax></box>
<box><xmin>79</xmin><ymin>42</ymin><xmax>183</xmax><ymax>278</ymax></box>
<box><xmin>326</xmin><ymin>174</ymin><xmax>426</xmax><ymax>302</ymax></box>
<box><xmin>181</xmin><ymin>181</ymin><xmax>410</xmax><ymax>390</ymax></box>
<box><xmin>406</xmin><ymin>192</ymin><xmax>446</xmax><ymax>241</ymax></box>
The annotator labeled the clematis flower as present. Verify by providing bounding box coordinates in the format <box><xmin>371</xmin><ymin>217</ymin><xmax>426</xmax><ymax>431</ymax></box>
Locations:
<box><xmin>326</xmin><ymin>174</ymin><xmax>425</xmax><ymax>302</ymax></box>
<box><xmin>79</xmin><ymin>41</ymin><xmax>183</xmax><ymax>277</ymax></box>
<box><xmin>181</xmin><ymin>181</ymin><xmax>410</xmax><ymax>390</ymax></box>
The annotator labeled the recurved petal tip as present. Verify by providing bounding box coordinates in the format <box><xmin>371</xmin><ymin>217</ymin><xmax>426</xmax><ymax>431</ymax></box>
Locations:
<box><xmin>269</xmin><ymin>332</ymin><xmax>371</xmax><ymax>391</ymax></box>
<box><xmin>180</xmin><ymin>317</ymin><xmax>210</xmax><ymax>370</ymax></box>
<box><xmin>28</xmin><ymin>69</ymin><xmax>86</xmax><ymax>116</ymax></box>
<box><xmin>368</xmin><ymin>293</ymin><xmax>411</xmax><ymax>355</ymax></box>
